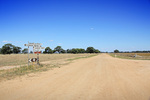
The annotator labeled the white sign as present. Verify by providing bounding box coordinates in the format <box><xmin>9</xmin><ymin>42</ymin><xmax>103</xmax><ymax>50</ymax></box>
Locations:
<box><xmin>41</xmin><ymin>47</ymin><xmax>45</xmax><ymax>49</ymax></box>
<box><xmin>24</xmin><ymin>43</ymin><xmax>35</xmax><ymax>46</ymax></box>
<box><xmin>24</xmin><ymin>42</ymin><xmax>45</xmax><ymax>53</ymax></box>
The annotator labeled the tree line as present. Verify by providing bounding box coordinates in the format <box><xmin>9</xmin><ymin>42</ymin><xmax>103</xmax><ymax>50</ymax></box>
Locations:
<box><xmin>113</xmin><ymin>49</ymin><xmax>150</xmax><ymax>53</ymax></box>
<box><xmin>43</xmin><ymin>46</ymin><xmax>100</xmax><ymax>54</ymax></box>
<box><xmin>0</xmin><ymin>43</ymin><xmax>100</xmax><ymax>54</ymax></box>
<box><xmin>0</xmin><ymin>44</ymin><xmax>21</xmax><ymax>54</ymax></box>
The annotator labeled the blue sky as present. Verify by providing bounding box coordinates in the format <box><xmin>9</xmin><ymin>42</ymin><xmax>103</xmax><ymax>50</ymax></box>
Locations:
<box><xmin>0</xmin><ymin>0</ymin><xmax>150</xmax><ymax>52</ymax></box>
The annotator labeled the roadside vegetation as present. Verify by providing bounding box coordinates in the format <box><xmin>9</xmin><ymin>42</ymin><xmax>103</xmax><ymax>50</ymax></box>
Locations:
<box><xmin>110</xmin><ymin>53</ymin><xmax>150</xmax><ymax>60</ymax></box>
<box><xmin>0</xmin><ymin>43</ymin><xmax>100</xmax><ymax>81</ymax></box>
<box><xmin>0</xmin><ymin>54</ymin><xmax>98</xmax><ymax>67</ymax></box>
<box><xmin>0</xmin><ymin>54</ymin><xmax>98</xmax><ymax>81</ymax></box>
<box><xmin>109</xmin><ymin>49</ymin><xmax>150</xmax><ymax>60</ymax></box>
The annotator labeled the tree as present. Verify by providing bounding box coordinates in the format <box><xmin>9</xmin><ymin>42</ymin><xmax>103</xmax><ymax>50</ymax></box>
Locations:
<box><xmin>1</xmin><ymin>43</ymin><xmax>14</xmax><ymax>54</ymax></box>
<box><xmin>95</xmin><ymin>49</ymin><xmax>100</xmax><ymax>53</ymax></box>
<box><xmin>86</xmin><ymin>47</ymin><xmax>95</xmax><ymax>53</ymax></box>
<box><xmin>13</xmin><ymin>46</ymin><xmax>21</xmax><ymax>54</ymax></box>
<box><xmin>71</xmin><ymin>48</ymin><xmax>78</xmax><ymax>54</ymax></box>
<box><xmin>44</xmin><ymin>47</ymin><xmax>53</xmax><ymax>54</ymax></box>
<box><xmin>69</xmin><ymin>48</ymin><xmax>86</xmax><ymax>54</ymax></box>
<box><xmin>54</xmin><ymin>46</ymin><xmax>64</xmax><ymax>54</ymax></box>
<box><xmin>30</xmin><ymin>51</ymin><xmax>33</xmax><ymax>54</ymax></box>
<box><xmin>61</xmin><ymin>49</ymin><xmax>66</xmax><ymax>53</ymax></box>
<box><xmin>114</xmin><ymin>49</ymin><xmax>119</xmax><ymax>53</ymax></box>
<box><xmin>0</xmin><ymin>48</ymin><xmax>1</xmax><ymax>54</ymax></box>
<box><xmin>66</xmin><ymin>49</ymin><xmax>71</xmax><ymax>53</ymax></box>
<box><xmin>80</xmin><ymin>49</ymin><xmax>86</xmax><ymax>53</ymax></box>
<box><xmin>22</xmin><ymin>48</ymin><xmax>28</xmax><ymax>54</ymax></box>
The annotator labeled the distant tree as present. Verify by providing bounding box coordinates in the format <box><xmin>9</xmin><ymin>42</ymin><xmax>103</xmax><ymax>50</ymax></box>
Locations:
<box><xmin>0</xmin><ymin>48</ymin><xmax>1</xmax><ymax>54</ymax></box>
<box><xmin>66</xmin><ymin>49</ymin><xmax>71</xmax><ymax>53</ymax></box>
<box><xmin>30</xmin><ymin>51</ymin><xmax>33</xmax><ymax>54</ymax></box>
<box><xmin>54</xmin><ymin>46</ymin><xmax>64</xmax><ymax>54</ymax></box>
<box><xmin>13</xmin><ymin>46</ymin><xmax>21</xmax><ymax>54</ymax></box>
<box><xmin>114</xmin><ymin>49</ymin><xmax>119</xmax><ymax>53</ymax></box>
<box><xmin>80</xmin><ymin>49</ymin><xmax>86</xmax><ymax>53</ymax></box>
<box><xmin>22</xmin><ymin>48</ymin><xmax>28</xmax><ymax>54</ymax></box>
<box><xmin>44</xmin><ymin>47</ymin><xmax>53</xmax><ymax>54</ymax></box>
<box><xmin>71</xmin><ymin>48</ymin><xmax>78</xmax><ymax>54</ymax></box>
<box><xmin>95</xmin><ymin>49</ymin><xmax>100</xmax><ymax>53</ymax></box>
<box><xmin>61</xmin><ymin>49</ymin><xmax>66</xmax><ymax>53</ymax></box>
<box><xmin>70</xmin><ymin>48</ymin><xmax>86</xmax><ymax>54</ymax></box>
<box><xmin>1</xmin><ymin>43</ymin><xmax>14</xmax><ymax>54</ymax></box>
<box><xmin>86</xmin><ymin>47</ymin><xmax>95</xmax><ymax>53</ymax></box>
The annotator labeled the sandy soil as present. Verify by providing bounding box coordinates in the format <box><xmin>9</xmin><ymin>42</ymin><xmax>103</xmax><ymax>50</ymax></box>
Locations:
<box><xmin>0</xmin><ymin>54</ymin><xmax>150</xmax><ymax>100</ymax></box>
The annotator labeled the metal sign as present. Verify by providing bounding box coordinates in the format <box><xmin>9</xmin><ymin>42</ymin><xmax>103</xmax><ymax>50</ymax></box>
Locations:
<box><xmin>24</xmin><ymin>43</ymin><xmax>35</xmax><ymax>46</ymax></box>
<box><xmin>29</xmin><ymin>58</ymin><xmax>37</xmax><ymax>62</ymax></box>
<box><xmin>33</xmin><ymin>43</ymin><xmax>45</xmax><ymax>54</ymax></box>
<box><xmin>34</xmin><ymin>51</ymin><xmax>41</xmax><ymax>54</ymax></box>
<box><xmin>24</xmin><ymin>42</ymin><xmax>45</xmax><ymax>66</ymax></box>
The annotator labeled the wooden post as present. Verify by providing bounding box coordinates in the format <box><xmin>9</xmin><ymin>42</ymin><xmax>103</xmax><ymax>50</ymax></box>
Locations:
<box><xmin>37</xmin><ymin>53</ymin><xmax>40</xmax><ymax>65</ymax></box>
<box><xmin>28</xmin><ymin>41</ymin><xmax>29</xmax><ymax>67</ymax></box>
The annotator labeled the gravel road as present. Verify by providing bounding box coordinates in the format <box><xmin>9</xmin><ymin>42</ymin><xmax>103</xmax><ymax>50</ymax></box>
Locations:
<box><xmin>0</xmin><ymin>54</ymin><xmax>150</xmax><ymax>100</ymax></box>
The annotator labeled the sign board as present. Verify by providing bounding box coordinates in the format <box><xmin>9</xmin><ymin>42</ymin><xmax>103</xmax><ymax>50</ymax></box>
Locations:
<box><xmin>33</xmin><ymin>44</ymin><xmax>45</xmax><ymax>54</ymax></box>
<box><xmin>24</xmin><ymin>43</ymin><xmax>44</xmax><ymax>54</ymax></box>
<box><xmin>29</xmin><ymin>58</ymin><xmax>37</xmax><ymax>62</ymax></box>
<box><xmin>34</xmin><ymin>51</ymin><xmax>41</xmax><ymax>54</ymax></box>
<box><xmin>24</xmin><ymin>43</ymin><xmax>35</xmax><ymax>46</ymax></box>
<box><xmin>24</xmin><ymin>42</ymin><xmax>45</xmax><ymax>66</ymax></box>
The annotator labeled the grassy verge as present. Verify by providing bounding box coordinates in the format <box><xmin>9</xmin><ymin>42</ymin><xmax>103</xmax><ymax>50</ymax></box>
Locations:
<box><xmin>109</xmin><ymin>53</ymin><xmax>150</xmax><ymax>60</ymax></box>
<box><xmin>0</xmin><ymin>64</ymin><xmax>58</xmax><ymax>81</ymax></box>
<box><xmin>67</xmin><ymin>54</ymin><xmax>97</xmax><ymax>61</ymax></box>
<box><xmin>0</xmin><ymin>54</ymin><xmax>98</xmax><ymax>81</ymax></box>
<box><xmin>0</xmin><ymin>54</ymin><xmax>95</xmax><ymax>67</ymax></box>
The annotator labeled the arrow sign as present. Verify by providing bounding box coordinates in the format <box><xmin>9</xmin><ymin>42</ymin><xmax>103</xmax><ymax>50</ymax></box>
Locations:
<box><xmin>29</xmin><ymin>59</ymin><xmax>31</xmax><ymax>62</ymax></box>
<box><xmin>29</xmin><ymin>58</ymin><xmax>37</xmax><ymax>62</ymax></box>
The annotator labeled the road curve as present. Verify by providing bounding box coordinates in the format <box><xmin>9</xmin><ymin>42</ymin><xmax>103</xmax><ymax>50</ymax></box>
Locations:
<box><xmin>0</xmin><ymin>54</ymin><xmax>150</xmax><ymax>100</ymax></box>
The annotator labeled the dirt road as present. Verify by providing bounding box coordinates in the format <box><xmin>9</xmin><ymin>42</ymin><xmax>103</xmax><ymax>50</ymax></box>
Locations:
<box><xmin>0</xmin><ymin>54</ymin><xmax>150</xmax><ymax>100</ymax></box>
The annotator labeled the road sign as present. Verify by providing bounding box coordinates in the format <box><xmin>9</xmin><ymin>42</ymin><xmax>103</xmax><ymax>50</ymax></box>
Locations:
<box><xmin>29</xmin><ymin>58</ymin><xmax>37</xmax><ymax>62</ymax></box>
<box><xmin>29</xmin><ymin>59</ymin><xmax>31</xmax><ymax>62</ymax></box>
<box><xmin>25</xmin><ymin>42</ymin><xmax>45</xmax><ymax>66</ymax></box>
<box><xmin>33</xmin><ymin>44</ymin><xmax>45</xmax><ymax>54</ymax></box>
<box><xmin>34</xmin><ymin>51</ymin><xmax>41</xmax><ymax>54</ymax></box>
<box><xmin>24</xmin><ymin>43</ymin><xmax>35</xmax><ymax>46</ymax></box>
<box><xmin>41</xmin><ymin>47</ymin><xmax>45</xmax><ymax>49</ymax></box>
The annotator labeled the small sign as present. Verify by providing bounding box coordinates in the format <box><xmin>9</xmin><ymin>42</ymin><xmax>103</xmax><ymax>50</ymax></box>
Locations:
<box><xmin>41</xmin><ymin>47</ymin><xmax>45</xmax><ymax>49</ymax></box>
<box><xmin>24</xmin><ymin>43</ymin><xmax>35</xmax><ymax>46</ymax></box>
<box><xmin>25</xmin><ymin>42</ymin><xmax>44</xmax><ymax>66</ymax></box>
<box><xmin>34</xmin><ymin>51</ymin><xmax>41</xmax><ymax>54</ymax></box>
<box><xmin>29</xmin><ymin>58</ymin><xmax>37</xmax><ymax>62</ymax></box>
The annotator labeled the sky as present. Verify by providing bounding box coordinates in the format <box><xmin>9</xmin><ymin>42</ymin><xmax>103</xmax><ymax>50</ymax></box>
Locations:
<box><xmin>0</xmin><ymin>0</ymin><xmax>150</xmax><ymax>52</ymax></box>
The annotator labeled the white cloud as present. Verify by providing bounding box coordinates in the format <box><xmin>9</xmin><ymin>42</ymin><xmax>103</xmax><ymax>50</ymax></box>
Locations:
<box><xmin>49</xmin><ymin>40</ymin><xmax>54</xmax><ymax>42</ymax></box>
<box><xmin>2</xmin><ymin>40</ymin><xmax>12</xmax><ymax>43</ymax></box>
<box><xmin>90</xmin><ymin>27</ymin><xmax>94</xmax><ymax>30</ymax></box>
<box><xmin>58</xmin><ymin>43</ymin><xmax>62</xmax><ymax>45</ymax></box>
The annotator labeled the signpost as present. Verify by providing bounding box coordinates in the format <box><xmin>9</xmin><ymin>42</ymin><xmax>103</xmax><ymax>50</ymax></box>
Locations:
<box><xmin>24</xmin><ymin>42</ymin><xmax>45</xmax><ymax>66</ymax></box>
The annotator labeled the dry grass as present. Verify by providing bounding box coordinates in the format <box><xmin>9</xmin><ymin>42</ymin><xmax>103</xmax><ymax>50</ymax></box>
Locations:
<box><xmin>0</xmin><ymin>54</ymin><xmax>95</xmax><ymax>67</ymax></box>
<box><xmin>110</xmin><ymin>53</ymin><xmax>150</xmax><ymax>60</ymax></box>
<box><xmin>0</xmin><ymin>54</ymin><xmax>98</xmax><ymax>81</ymax></box>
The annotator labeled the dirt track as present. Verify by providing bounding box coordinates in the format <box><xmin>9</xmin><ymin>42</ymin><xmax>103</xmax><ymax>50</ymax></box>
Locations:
<box><xmin>0</xmin><ymin>54</ymin><xmax>150</xmax><ymax>100</ymax></box>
